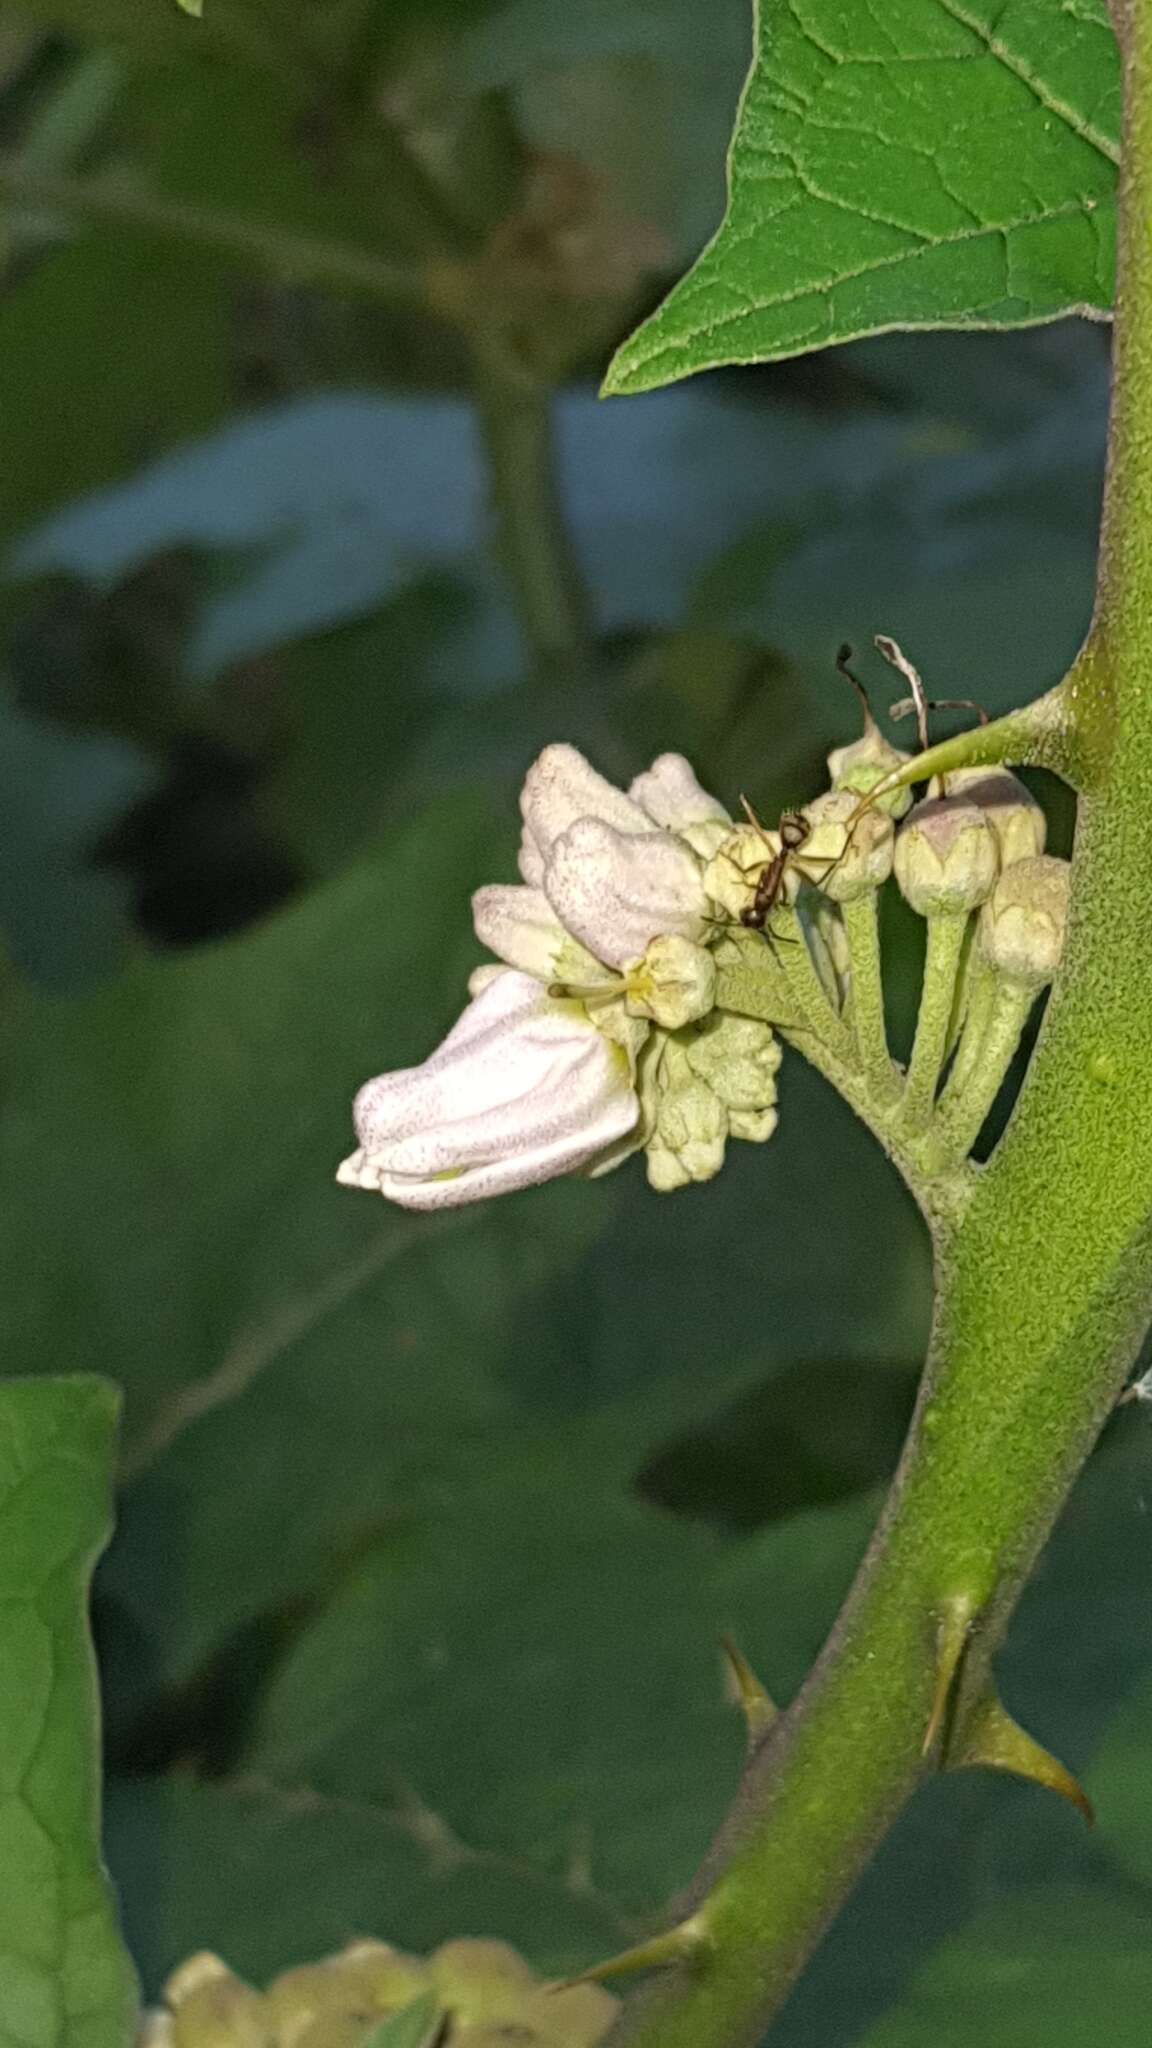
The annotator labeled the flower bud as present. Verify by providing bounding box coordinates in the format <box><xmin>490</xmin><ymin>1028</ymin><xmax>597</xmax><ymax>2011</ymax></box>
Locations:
<box><xmin>727</xmin><ymin>1105</ymin><xmax>778</xmax><ymax>1142</ymax></box>
<box><xmin>629</xmin><ymin>753</ymin><xmax>732</xmax><ymax>858</ymax></box>
<box><xmin>978</xmin><ymin>854</ymin><xmax>1070</xmax><ymax>989</ymax></box>
<box><xmin>543</xmin><ymin>819</ymin><xmax>709</xmax><ymax>969</ymax></box>
<box><xmin>684</xmin><ymin>1012</ymin><xmax>781</xmax><ymax>1114</ymax></box>
<box><xmin>703</xmin><ymin>822</ymin><xmax>788</xmax><ymax>923</ymax></box>
<box><xmin>796</xmin><ymin>790</ymin><xmax>894</xmax><ymax>903</ymax></box>
<box><xmin>827</xmin><ymin>728</ymin><xmax>913</xmax><ymax>817</ymax></box>
<box><xmin>424</xmin><ymin>1940</ymin><xmax>615</xmax><ymax>2045</ymax></box>
<box><xmin>625</xmin><ymin>934</ymin><xmax>717</xmax><ymax>1028</ymax></box>
<box><xmin>266</xmin><ymin>1945</ymin><xmax>429</xmax><ymax>2048</ymax></box>
<box><xmin>942</xmin><ymin>766</ymin><xmax>1046</xmax><ymax>866</ymax></box>
<box><xmin>339</xmin><ymin>970</ymin><xmax>640</xmax><ymax>1207</ymax></box>
<box><xmin>893</xmin><ymin>797</ymin><xmax>999</xmax><ymax>916</ymax></box>
<box><xmin>163</xmin><ymin>1956</ymin><xmax>270</xmax><ymax>2048</ymax></box>
<box><xmin>427</xmin><ymin>1940</ymin><xmax>535</xmax><ymax>2022</ymax></box>
<box><xmin>651</xmin><ymin>1060</ymin><xmax>727</xmax><ymax>1188</ymax></box>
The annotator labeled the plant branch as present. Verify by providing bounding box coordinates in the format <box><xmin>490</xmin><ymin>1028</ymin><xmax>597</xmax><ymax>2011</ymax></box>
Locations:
<box><xmin>0</xmin><ymin>160</ymin><xmax>433</xmax><ymax>307</ymax></box>
<box><xmin>471</xmin><ymin>340</ymin><xmax>595</xmax><ymax>678</ymax></box>
<box><xmin>604</xmin><ymin>9</ymin><xmax>1152</xmax><ymax>2045</ymax></box>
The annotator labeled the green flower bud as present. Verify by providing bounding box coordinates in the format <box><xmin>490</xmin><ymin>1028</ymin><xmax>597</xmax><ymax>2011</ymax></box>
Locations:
<box><xmin>266</xmin><ymin>1945</ymin><xmax>429</xmax><ymax>2048</ymax></box>
<box><xmin>978</xmin><ymin>854</ymin><xmax>1070</xmax><ymax>989</ymax></box>
<box><xmin>827</xmin><ymin>727</ymin><xmax>913</xmax><ymax>818</ymax></box>
<box><xmin>942</xmin><ymin>766</ymin><xmax>1046</xmax><ymax>867</ymax></box>
<box><xmin>163</xmin><ymin>1956</ymin><xmax>270</xmax><ymax>2048</ymax></box>
<box><xmin>684</xmin><ymin>1012</ymin><xmax>781</xmax><ymax>1114</ymax></box>
<box><xmin>727</xmin><ymin>1104</ymin><xmax>778</xmax><ymax>1143</ymax></box>
<box><xmin>797</xmin><ymin>790</ymin><xmax>894</xmax><ymax>903</ymax></box>
<box><xmin>703</xmin><ymin>822</ymin><xmax>790</xmax><ymax>923</ymax></box>
<box><xmin>654</xmin><ymin>1069</ymin><xmax>727</xmax><ymax>1185</ymax></box>
<box><xmin>894</xmin><ymin>797</ymin><xmax>999</xmax><ymax>917</ymax></box>
<box><xmin>463</xmin><ymin>1977</ymin><xmax>617</xmax><ymax>2048</ymax></box>
<box><xmin>427</xmin><ymin>1940</ymin><xmax>536</xmax><ymax>2022</ymax></box>
<box><xmin>625</xmin><ymin>934</ymin><xmax>717</xmax><ymax>1029</ymax></box>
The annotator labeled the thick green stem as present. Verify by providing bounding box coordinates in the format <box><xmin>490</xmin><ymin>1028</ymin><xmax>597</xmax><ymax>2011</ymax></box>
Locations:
<box><xmin>841</xmin><ymin>893</ymin><xmax>899</xmax><ymax>1103</ymax></box>
<box><xmin>900</xmin><ymin>913</ymin><xmax>966</xmax><ymax>1133</ymax></box>
<box><xmin>605</xmin><ymin>9</ymin><xmax>1152</xmax><ymax>2046</ymax></box>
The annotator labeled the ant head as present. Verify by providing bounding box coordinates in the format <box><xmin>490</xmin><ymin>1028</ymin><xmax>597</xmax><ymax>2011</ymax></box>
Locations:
<box><xmin>779</xmin><ymin>812</ymin><xmax>810</xmax><ymax>850</ymax></box>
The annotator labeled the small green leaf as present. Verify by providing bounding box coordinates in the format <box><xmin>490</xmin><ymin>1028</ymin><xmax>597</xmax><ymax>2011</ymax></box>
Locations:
<box><xmin>0</xmin><ymin>1375</ymin><xmax>137</xmax><ymax>2048</ymax></box>
<box><xmin>361</xmin><ymin>1992</ymin><xmax>442</xmax><ymax>2048</ymax></box>
<box><xmin>606</xmin><ymin>0</ymin><xmax>1120</xmax><ymax>393</ymax></box>
<box><xmin>176</xmin><ymin>0</ymin><xmax>202</xmax><ymax>14</ymax></box>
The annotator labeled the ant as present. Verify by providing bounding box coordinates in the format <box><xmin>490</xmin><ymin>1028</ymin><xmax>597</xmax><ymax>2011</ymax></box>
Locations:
<box><xmin>738</xmin><ymin>807</ymin><xmax>812</xmax><ymax>930</ymax></box>
<box><xmin>736</xmin><ymin>644</ymin><xmax>869</xmax><ymax>931</ymax></box>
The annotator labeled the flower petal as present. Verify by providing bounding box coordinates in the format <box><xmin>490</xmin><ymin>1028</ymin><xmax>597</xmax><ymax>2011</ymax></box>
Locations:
<box><xmin>543</xmin><ymin>819</ymin><xmax>709</xmax><ymax>969</ymax></box>
<box><xmin>341</xmin><ymin>969</ymin><xmax>639</xmax><ymax>1210</ymax></box>
<box><xmin>629</xmin><ymin>753</ymin><xmax>730</xmax><ymax>833</ymax></box>
<box><xmin>472</xmin><ymin>885</ymin><xmax>567</xmax><ymax>979</ymax></box>
<box><xmin>521</xmin><ymin>743</ymin><xmax>649</xmax><ymax>860</ymax></box>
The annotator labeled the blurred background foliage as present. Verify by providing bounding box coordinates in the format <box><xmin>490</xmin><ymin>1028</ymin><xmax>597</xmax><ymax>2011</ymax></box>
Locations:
<box><xmin>0</xmin><ymin>1</ymin><xmax>1149</xmax><ymax>2043</ymax></box>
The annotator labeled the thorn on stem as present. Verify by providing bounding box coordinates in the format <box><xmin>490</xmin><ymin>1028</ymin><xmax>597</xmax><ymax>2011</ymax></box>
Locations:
<box><xmin>951</xmin><ymin>1691</ymin><xmax>1094</xmax><ymax>1825</ymax></box>
<box><xmin>548</xmin><ymin>1918</ymin><xmax>709</xmax><ymax>1992</ymax></box>
<box><xmin>720</xmin><ymin>1634</ymin><xmax>778</xmax><ymax>1742</ymax></box>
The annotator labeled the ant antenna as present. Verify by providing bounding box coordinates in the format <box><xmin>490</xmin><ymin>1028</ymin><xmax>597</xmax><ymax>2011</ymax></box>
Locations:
<box><xmin>874</xmin><ymin>635</ymin><xmax>929</xmax><ymax>753</ymax></box>
<box><xmin>835</xmin><ymin>642</ymin><xmax>878</xmax><ymax>732</ymax></box>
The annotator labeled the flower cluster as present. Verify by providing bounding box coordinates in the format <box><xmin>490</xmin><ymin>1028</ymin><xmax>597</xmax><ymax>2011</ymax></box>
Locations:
<box><xmin>145</xmin><ymin>1937</ymin><xmax>615</xmax><ymax>2048</ymax></box>
<box><xmin>339</xmin><ymin>665</ymin><xmax>1073</xmax><ymax>1211</ymax></box>
<box><xmin>338</xmin><ymin>744</ymin><xmax>784</xmax><ymax>1208</ymax></box>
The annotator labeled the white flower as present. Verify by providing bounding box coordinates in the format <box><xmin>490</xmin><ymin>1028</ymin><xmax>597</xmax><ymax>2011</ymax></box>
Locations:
<box><xmin>629</xmin><ymin>753</ymin><xmax>731</xmax><ymax>857</ymax></box>
<box><xmin>471</xmin><ymin>884</ymin><xmax>605</xmax><ymax>986</ymax></box>
<box><xmin>542</xmin><ymin>818</ymin><xmax>710</xmax><ymax>969</ymax></box>
<box><xmin>338</xmin><ymin>969</ymin><xmax>640</xmax><ymax>1209</ymax></box>
<box><xmin>518</xmin><ymin>742</ymin><xmax>651</xmax><ymax>885</ymax></box>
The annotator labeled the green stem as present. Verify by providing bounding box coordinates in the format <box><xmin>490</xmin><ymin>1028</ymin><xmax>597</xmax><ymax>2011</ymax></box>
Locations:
<box><xmin>942</xmin><ymin>941</ymin><xmax>992</xmax><ymax>1078</ymax></box>
<box><xmin>841</xmin><ymin>893</ymin><xmax>899</xmax><ymax>1105</ymax></box>
<box><xmin>770</xmin><ymin>911</ymin><xmax>855</xmax><ymax>1065</ymax></box>
<box><xmin>0</xmin><ymin>159</ymin><xmax>429</xmax><ymax>306</ymax></box>
<box><xmin>606</xmin><ymin>10</ymin><xmax>1152</xmax><ymax>2047</ymax></box>
<box><xmin>900</xmin><ymin>913</ymin><xmax>967</xmax><ymax>1133</ymax></box>
<box><xmin>934</xmin><ymin>982</ymin><xmax>1036</xmax><ymax>1161</ymax></box>
<box><xmin>472</xmin><ymin>343</ymin><xmax>595</xmax><ymax>678</ymax></box>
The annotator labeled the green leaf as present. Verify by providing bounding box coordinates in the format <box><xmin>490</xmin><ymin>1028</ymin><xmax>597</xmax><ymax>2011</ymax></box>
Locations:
<box><xmin>857</xmin><ymin>1885</ymin><xmax>1152</xmax><ymax>2048</ymax></box>
<box><xmin>105</xmin><ymin>1773</ymin><xmax>628</xmax><ymax>1994</ymax></box>
<box><xmin>242</xmin><ymin>1454</ymin><xmax>875</xmax><ymax>1918</ymax></box>
<box><xmin>605</xmin><ymin>0</ymin><xmax>1121</xmax><ymax>394</ymax></box>
<box><xmin>360</xmin><ymin>1992</ymin><xmax>441</xmax><ymax>2048</ymax></box>
<box><xmin>0</xmin><ymin>1376</ymin><xmax>137</xmax><ymax>2048</ymax></box>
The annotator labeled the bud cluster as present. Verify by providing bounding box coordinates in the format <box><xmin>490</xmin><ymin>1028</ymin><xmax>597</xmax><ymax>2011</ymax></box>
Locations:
<box><xmin>144</xmin><ymin>1938</ymin><xmax>616</xmax><ymax>2048</ymax></box>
